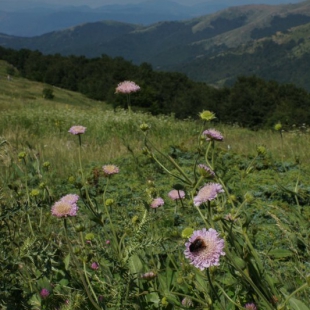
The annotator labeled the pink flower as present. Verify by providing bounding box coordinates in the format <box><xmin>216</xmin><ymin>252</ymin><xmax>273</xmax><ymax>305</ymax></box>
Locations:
<box><xmin>168</xmin><ymin>189</ymin><xmax>185</xmax><ymax>200</ymax></box>
<box><xmin>150</xmin><ymin>197</ymin><xmax>164</xmax><ymax>208</ymax></box>
<box><xmin>106</xmin><ymin>240</ymin><xmax>110</xmax><ymax>245</ymax></box>
<box><xmin>40</xmin><ymin>288</ymin><xmax>50</xmax><ymax>299</ymax></box>
<box><xmin>91</xmin><ymin>262</ymin><xmax>99</xmax><ymax>270</ymax></box>
<box><xmin>184</xmin><ymin>228</ymin><xmax>225</xmax><ymax>270</ymax></box>
<box><xmin>68</xmin><ymin>125</ymin><xmax>86</xmax><ymax>135</ymax></box>
<box><xmin>115</xmin><ymin>81</ymin><xmax>140</xmax><ymax>94</ymax></box>
<box><xmin>193</xmin><ymin>183</ymin><xmax>224</xmax><ymax>207</ymax></box>
<box><xmin>102</xmin><ymin>164</ymin><xmax>119</xmax><ymax>176</ymax></box>
<box><xmin>51</xmin><ymin>194</ymin><xmax>79</xmax><ymax>217</ymax></box>
<box><xmin>245</xmin><ymin>303</ymin><xmax>257</xmax><ymax>310</ymax></box>
<box><xmin>203</xmin><ymin>128</ymin><xmax>223</xmax><ymax>141</ymax></box>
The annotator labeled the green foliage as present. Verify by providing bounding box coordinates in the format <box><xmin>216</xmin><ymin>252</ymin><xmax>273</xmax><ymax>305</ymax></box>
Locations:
<box><xmin>42</xmin><ymin>87</ymin><xmax>54</xmax><ymax>100</ymax></box>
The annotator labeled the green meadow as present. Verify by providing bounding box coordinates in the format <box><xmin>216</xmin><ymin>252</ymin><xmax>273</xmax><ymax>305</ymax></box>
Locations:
<box><xmin>0</xmin><ymin>60</ymin><xmax>309</xmax><ymax>309</ymax></box>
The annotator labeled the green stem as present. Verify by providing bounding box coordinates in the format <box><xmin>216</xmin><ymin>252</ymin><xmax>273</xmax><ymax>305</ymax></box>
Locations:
<box><xmin>207</xmin><ymin>269</ymin><xmax>225</xmax><ymax>310</ymax></box>
<box><xmin>280</xmin><ymin>283</ymin><xmax>309</xmax><ymax>308</ymax></box>
<box><xmin>63</xmin><ymin>219</ymin><xmax>102</xmax><ymax>310</ymax></box>
<box><xmin>215</xmin><ymin>283</ymin><xmax>244</xmax><ymax>309</ymax></box>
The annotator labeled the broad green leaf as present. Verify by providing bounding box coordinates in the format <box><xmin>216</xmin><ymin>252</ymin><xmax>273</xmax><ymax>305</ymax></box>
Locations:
<box><xmin>269</xmin><ymin>249</ymin><xmax>293</xmax><ymax>259</ymax></box>
<box><xmin>128</xmin><ymin>254</ymin><xmax>143</xmax><ymax>274</ymax></box>
<box><xmin>289</xmin><ymin>297</ymin><xmax>310</xmax><ymax>310</ymax></box>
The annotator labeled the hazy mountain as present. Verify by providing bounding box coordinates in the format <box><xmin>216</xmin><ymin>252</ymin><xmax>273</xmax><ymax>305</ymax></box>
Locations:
<box><xmin>0</xmin><ymin>0</ymin><xmax>303</xmax><ymax>36</ymax></box>
<box><xmin>1</xmin><ymin>1</ymin><xmax>310</xmax><ymax>89</ymax></box>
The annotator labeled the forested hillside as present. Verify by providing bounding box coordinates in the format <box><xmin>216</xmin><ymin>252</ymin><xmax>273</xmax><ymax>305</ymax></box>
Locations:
<box><xmin>1</xmin><ymin>46</ymin><xmax>310</xmax><ymax>129</ymax></box>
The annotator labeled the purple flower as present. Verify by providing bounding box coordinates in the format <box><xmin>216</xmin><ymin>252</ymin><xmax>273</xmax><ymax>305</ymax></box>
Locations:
<box><xmin>184</xmin><ymin>228</ymin><xmax>225</xmax><ymax>270</ymax></box>
<box><xmin>40</xmin><ymin>288</ymin><xmax>50</xmax><ymax>299</ymax></box>
<box><xmin>91</xmin><ymin>262</ymin><xmax>99</xmax><ymax>270</ymax></box>
<box><xmin>51</xmin><ymin>195</ymin><xmax>79</xmax><ymax>218</ymax></box>
<box><xmin>198</xmin><ymin>164</ymin><xmax>215</xmax><ymax>178</ymax></box>
<box><xmin>115</xmin><ymin>81</ymin><xmax>140</xmax><ymax>94</ymax></box>
<box><xmin>168</xmin><ymin>189</ymin><xmax>185</xmax><ymax>200</ymax></box>
<box><xmin>245</xmin><ymin>303</ymin><xmax>257</xmax><ymax>310</ymax></box>
<box><xmin>68</xmin><ymin>125</ymin><xmax>86</xmax><ymax>135</ymax></box>
<box><xmin>102</xmin><ymin>164</ymin><xmax>119</xmax><ymax>176</ymax></box>
<box><xmin>203</xmin><ymin>128</ymin><xmax>223</xmax><ymax>141</ymax></box>
<box><xmin>193</xmin><ymin>183</ymin><xmax>224</xmax><ymax>207</ymax></box>
<box><xmin>150</xmin><ymin>197</ymin><xmax>164</xmax><ymax>208</ymax></box>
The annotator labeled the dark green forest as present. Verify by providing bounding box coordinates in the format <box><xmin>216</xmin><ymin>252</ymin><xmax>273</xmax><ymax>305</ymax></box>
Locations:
<box><xmin>1</xmin><ymin>46</ymin><xmax>310</xmax><ymax>129</ymax></box>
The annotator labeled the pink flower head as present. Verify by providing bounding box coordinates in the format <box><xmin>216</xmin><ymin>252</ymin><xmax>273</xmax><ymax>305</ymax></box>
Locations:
<box><xmin>184</xmin><ymin>228</ymin><xmax>225</xmax><ymax>270</ymax></box>
<box><xmin>245</xmin><ymin>303</ymin><xmax>257</xmax><ymax>310</ymax></box>
<box><xmin>198</xmin><ymin>164</ymin><xmax>215</xmax><ymax>178</ymax></box>
<box><xmin>40</xmin><ymin>288</ymin><xmax>50</xmax><ymax>299</ymax></box>
<box><xmin>150</xmin><ymin>197</ymin><xmax>164</xmax><ymax>208</ymax></box>
<box><xmin>203</xmin><ymin>128</ymin><xmax>223</xmax><ymax>141</ymax></box>
<box><xmin>68</xmin><ymin>125</ymin><xmax>86</xmax><ymax>135</ymax></box>
<box><xmin>106</xmin><ymin>240</ymin><xmax>110</xmax><ymax>245</ymax></box>
<box><xmin>51</xmin><ymin>195</ymin><xmax>79</xmax><ymax>218</ymax></box>
<box><xmin>91</xmin><ymin>262</ymin><xmax>99</xmax><ymax>270</ymax></box>
<box><xmin>168</xmin><ymin>189</ymin><xmax>185</xmax><ymax>200</ymax></box>
<box><xmin>115</xmin><ymin>81</ymin><xmax>140</xmax><ymax>94</ymax></box>
<box><xmin>102</xmin><ymin>164</ymin><xmax>119</xmax><ymax>176</ymax></box>
<box><xmin>193</xmin><ymin>183</ymin><xmax>224</xmax><ymax>207</ymax></box>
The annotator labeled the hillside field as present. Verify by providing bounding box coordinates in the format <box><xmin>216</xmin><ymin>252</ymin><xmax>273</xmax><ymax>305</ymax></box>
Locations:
<box><xmin>0</xmin><ymin>62</ymin><xmax>309</xmax><ymax>309</ymax></box>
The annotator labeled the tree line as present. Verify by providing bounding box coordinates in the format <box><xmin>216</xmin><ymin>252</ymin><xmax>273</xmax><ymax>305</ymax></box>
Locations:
<box><xmin>1</xmin><ymin>46</ymin><xmax>310</xmax><ymax>129</ymax></box>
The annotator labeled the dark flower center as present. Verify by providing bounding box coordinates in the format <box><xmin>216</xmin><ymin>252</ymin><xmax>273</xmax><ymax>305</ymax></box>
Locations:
<box><xmin>189</xmin><ymin>238</ymin><xmax>207</xmax><ymax>253</ymax></box>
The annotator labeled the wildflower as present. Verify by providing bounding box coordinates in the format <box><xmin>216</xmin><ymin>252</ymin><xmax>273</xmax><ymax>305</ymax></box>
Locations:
<box><xmin>18</xmin><ymin>151</ymin><xmax>27</xmax><ymax>159</ymax></box>
<box><xmin>105</xmin><ymin>198</ymin><xmax>115</xmax><ymax>206</ymax></box>
<box><xmin>51</xmin><ymin>194</ymin><xmax>79</xmax><ymax>218</ymax></box>
<box><xmin>199</xmin><ymin>110</ymin><xmax>216</xmax><ymax>121</ymax></box>
<box><xmin>140</xmin><ymin>123</ymin><xmax>150</xmax><ymax>132</ymax></box>
<box><xmin>115</xmin><ymin>81</ymin><xmax>140</xmax><ymax>94</ymax></box>
<box><xmin>40</xmin><ymin>288</ymin><xmax>50</xmax><ymax>299</ymax></box>
<box><xmin>182</xmin><ymin>297</ymin><xmax>194</xmax><ymax>307</ymax></box>
<box><xmin>168</xmin><ymin>189</ymin><xmax>185</xmax><ymax>200</ymax></box>
<box><xmin>91</xmin><ymin>262</ymin><xmax>99</xmax><ymax>270</ymax></box>
<box><xmin>203</xmin><ymin>128</ymin><xmax>223</xmax><ymax>141</ymax></box>
<box><xmin>245</xmin><ymin>303</ymin><xmax>257</xmax><ymax>310</ymax></box>
<box><xmin>68</xmin><ymin>125</ymin><xmax>86</xmax><ymax>135</ymax></box>
<box><xmin>43</xmin><ymin>161</ymin><xmax>50</xmax><ymax>168</ymax></box>
<box><xmin>197</xmin><ymin>164</ymin><xmax>215</xmax><ymax>178</ymax></box>
<box><xmin>193</xmin><ymin>183</ymin><xmax>224</xmax><ymax>207</ymax></box>
<box><xmin>102</xmin><ymin>164</ymin><xmax>119</xmax><ymax>176</ymax></box>
<box><xmin>85</xmin><ymin>233</ymin><xmax>95</xmax><ymax>241</ymax></box>
<box><xmin>150</xmin><ymin>197</ymin><xmax>164</xmax><ymax>208</ymax></box>
<box><xmin>141</xmin><ymin>271</ymin><xmax>157</xmax><ymax>280</ymax></box>
<box><xmin>184</xmin><ymin>228</ymin><xmax>225</xmax><ymax>270</ymax></box>
<box><xmin>106</xmin><ymin>240</ymin><xmax>110</xmax><ymax>245</ymax></box>
<box><xmin>60</xmin><ymin>194</ymin><xmax>79</xmax><ymax>204</ymax></box>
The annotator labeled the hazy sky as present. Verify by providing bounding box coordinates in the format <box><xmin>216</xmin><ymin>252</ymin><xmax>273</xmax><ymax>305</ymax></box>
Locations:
<box><xmin>2</xmin><ymin>0</ymin><xmax>303</xmax><ymax>8</ymax></box>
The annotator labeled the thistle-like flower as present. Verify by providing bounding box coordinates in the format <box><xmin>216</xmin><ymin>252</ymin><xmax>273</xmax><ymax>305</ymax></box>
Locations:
<box><xmin>102</xmin><ymin>164</ymin><xmax>119</xmax><ymax>176</ymax></box>
<box><xmin>168</xmin><ymin>189</ymin><xmax>185</xmax><ymax>200</ymax></box>
<box><xmin>68</xmin><ymin>125</ymin><xmax>86</xmax><ymax>135</ymax></box>
<box><xmin>150</xmin><ymin>197</ymin><xmax>164</xmax><ymax>208</ymax></box>
<box><xmin>244</xmin><ymin>303</ymin><xmax>257</xmax><ymax>310</ymax></box>
<box><xmin>115</xmin><ymin>81</ymin><xmax>140</xmax><ymax>94</ymax></box>
<box><xmin>197</xmin><ymin>164</ymin><xmax>215</xmax><ymax>178</ymax></box>
<box><xmin>51</xmin><ymin>194</ymin><xmax>79</xmax><ymax>217</ymax></box>
<box><xmin>199</xmin><ymin>110</ymin><xmax>216</xmax><ymax>121</ymax></box>
<box><xmin>203</xmin><ymin>128</ymin><xmax>223</xmax><ymax>141</ymax></box>
<box><xmin>40</xmin><ymin>288</ymin><xmax>50</xmax><ymax>299</ymax></box>
<box><xmin>184</xmin><ymin>228</ymin><xmax>225</xmax><ymax>270</ymax></box>
<box><xmin>193</xmin><ymin>183</ymin><xmax>224</xmax><ymax>207</ymax></box>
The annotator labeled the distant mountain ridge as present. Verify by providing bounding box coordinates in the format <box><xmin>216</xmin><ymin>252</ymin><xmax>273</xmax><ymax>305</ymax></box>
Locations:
<box><xmin>0</xmin><ymin>0</ymin><xmax>302</xmax><ymax>36</ymax></box>
<box><xmin>1</xmin><ymin>1</ymin><xmax>310</xmax><ymax>90</ymax></box>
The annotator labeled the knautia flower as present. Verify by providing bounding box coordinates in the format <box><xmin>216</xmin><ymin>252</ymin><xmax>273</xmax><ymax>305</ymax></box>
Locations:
<box><xmin>115</xmin><ymin>81</ymin><xmax>140</xmax><ymax>94</ymax></box>
<box><xmin>184</xmin><ymin>228</ymin><xmax>225</xmax><ymax>270</ymax></box>
<box><xmin>150</xmin><ymin>197</ymin><xmax>164</xmax><ymax>208</ymax></box>
<box><xmin>51</xmin><ymin>194</ymin><xmax>79</xmax><ymax>217</ymax></box>
<box><xmin>182</xmin><ymin>297</ymin><xmax>194</xmax><ymax>307</ymax></box>
<box><xmin>193</xmin><ymin>183</ymin><xmax>224</xmax><ymax>207</ymax></box>
<box><xmin>245</xmin><ymin>303</ymin><xmax>257</xmax><ymax>310</ymax></box>
<box><xmin>68</xmin><ymin>125</ymin><xmax>86</xmax><ymax>135</ymax></box>
<box><xmin>168</xmin><ymin>189</ymin><xmax>185</xmax><ymax>200</ymax></box>
<box><xmin>197</xmin><ymin>164</ymin><xmax>215</xmax><ymax>178</ymax></box>
<box><xmin>203</xmin><ymin>128</ymin><xmax>224</xmax><ymax>141</ymax></box>
<box><xmin>91</xmin><ymin>262</ymin><xmax>99</xmax><ymax>270</ymax></box>
<box><xmin>102</xmin><ymin>164</ymin><xmax>119</xmax><ymax>176</ymax></box>
<box><xmin>40</xmin><ymin>288</ymin><xmax>50</xmax><ymax>299</ymax></box>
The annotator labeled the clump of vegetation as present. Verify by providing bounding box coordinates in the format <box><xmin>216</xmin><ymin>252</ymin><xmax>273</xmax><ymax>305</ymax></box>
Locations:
<box><xmin>42</xmin><ymin>87</ymin><xmax>54</xmax><ymax>100</ymax></box>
